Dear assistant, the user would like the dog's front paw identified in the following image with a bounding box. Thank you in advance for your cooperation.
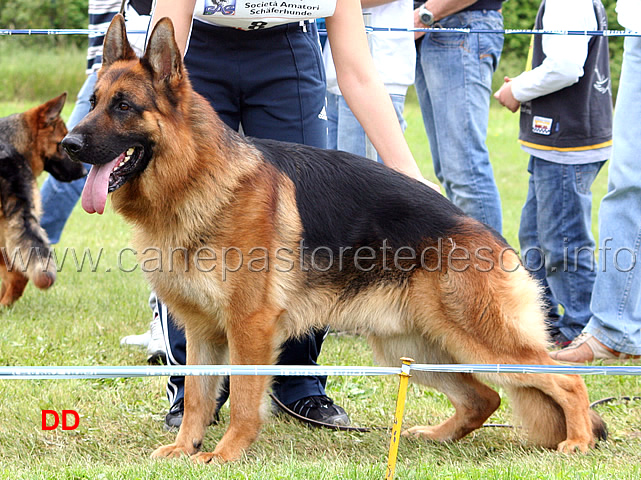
[151,443,195,459]
[557,438,594,454]
[192,451,223,464]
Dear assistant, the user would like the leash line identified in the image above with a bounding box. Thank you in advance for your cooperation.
[3,363,641,379]
[1,28,640,37]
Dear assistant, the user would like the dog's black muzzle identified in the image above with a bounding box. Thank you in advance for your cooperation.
[61,133,85,161]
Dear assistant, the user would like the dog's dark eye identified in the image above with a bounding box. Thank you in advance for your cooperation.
[118,102,131,111]
[89,96,96,111]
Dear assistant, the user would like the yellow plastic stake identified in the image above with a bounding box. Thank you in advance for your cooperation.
[385,357,413,480]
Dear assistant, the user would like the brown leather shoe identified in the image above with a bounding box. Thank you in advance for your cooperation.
[549,333,641,364]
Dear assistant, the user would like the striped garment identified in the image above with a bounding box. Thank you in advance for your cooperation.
[86,0,122,74]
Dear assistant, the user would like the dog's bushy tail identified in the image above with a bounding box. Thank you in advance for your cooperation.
[2,205,56,289]
[506,385,608,448]
[506,385,566,448]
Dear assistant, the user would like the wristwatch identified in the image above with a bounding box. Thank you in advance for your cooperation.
[418,4,435,26]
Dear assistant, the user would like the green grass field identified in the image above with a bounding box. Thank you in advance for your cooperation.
[1,46,640,479]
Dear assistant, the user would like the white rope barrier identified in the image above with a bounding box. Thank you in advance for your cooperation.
[410,363,641,376]
[2,363,641,380]
[0,365,400,379]
[0,28,640,37]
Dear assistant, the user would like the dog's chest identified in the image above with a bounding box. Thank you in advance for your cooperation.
[132,234,228,306]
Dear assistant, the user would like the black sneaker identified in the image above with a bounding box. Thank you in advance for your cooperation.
[163,398,220,431]
[285,395,350,426]
[549,330,572,350]
[164,398,184,431]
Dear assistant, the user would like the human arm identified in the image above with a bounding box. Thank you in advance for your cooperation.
[507,0,596,104]
[361,0,401,7]
[326,0,438,189]
[150,0,196,57]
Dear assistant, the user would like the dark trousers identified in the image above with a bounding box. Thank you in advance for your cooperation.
[161,19,329,408]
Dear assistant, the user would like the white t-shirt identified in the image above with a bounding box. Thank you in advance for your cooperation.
[193,0,336,30]
[322,0,416,96]
[510,0,597,104]
[617,0,641,31]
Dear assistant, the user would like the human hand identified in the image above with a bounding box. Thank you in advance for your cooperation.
[419,177,442,193]
[413,8,427,40]
[493,77,520,113]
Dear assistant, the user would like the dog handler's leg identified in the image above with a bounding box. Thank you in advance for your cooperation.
[151,331,227,459]
[193,306,282,463]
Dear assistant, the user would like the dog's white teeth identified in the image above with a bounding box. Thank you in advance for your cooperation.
[122,147,135,163]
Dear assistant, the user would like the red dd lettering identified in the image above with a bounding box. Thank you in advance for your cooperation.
[62,410,80,430]
[41,410,59,430]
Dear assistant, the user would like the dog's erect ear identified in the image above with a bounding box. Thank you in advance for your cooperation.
[143,18,183,83]
[102,14,137,67]
[32,92,66,126]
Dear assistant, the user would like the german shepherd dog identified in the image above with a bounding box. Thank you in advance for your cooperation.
[0,94,86,306]
[62,16,606,462]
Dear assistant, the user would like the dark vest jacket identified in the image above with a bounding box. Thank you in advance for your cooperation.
[519,0,612,151]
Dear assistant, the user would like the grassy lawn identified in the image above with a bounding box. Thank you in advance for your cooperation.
[1,47,640,479]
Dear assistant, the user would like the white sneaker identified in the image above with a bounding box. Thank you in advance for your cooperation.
[147,315,167,364]
[120,330,151,349]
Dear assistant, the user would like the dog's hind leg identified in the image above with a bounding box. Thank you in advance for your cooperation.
[0,258,29,306]
[403,371,501,442]
[502,359,605,453]
[151,331,228,460]
[369,335,500,443]
[194,305,282,463]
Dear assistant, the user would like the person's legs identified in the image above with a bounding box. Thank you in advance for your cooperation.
[160,21,347,426]
[414,46,444,183]
[522,157,604,342]
[414,10,503,233]
[518,157,561,337]
[584,36,641,355]
[240,22,327,148]
[326,91,339,151]
[331,92,406,163]
[40,72,96,243]
[238,22,347,414]
[158,21,243,426]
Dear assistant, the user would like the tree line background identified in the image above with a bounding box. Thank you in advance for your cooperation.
[0,0,625,97]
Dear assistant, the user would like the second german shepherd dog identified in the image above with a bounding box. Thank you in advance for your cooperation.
[62,16,606,462]
[0,94,86,306]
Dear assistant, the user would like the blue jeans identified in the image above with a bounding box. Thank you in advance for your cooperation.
[414,9,504,233]
[40,72,95,244]
[519,157,605,341]
[585,36,641,355]
[326,91,407,163]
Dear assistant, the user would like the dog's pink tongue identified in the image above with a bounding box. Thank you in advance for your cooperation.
[81,155,122,214]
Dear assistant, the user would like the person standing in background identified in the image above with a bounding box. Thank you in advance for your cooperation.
[40,0,151,245]
[550,0,641,363]
[413,0,505,233]
[324,0,416,163]
[494,0,613,348]
[145,0,436,431]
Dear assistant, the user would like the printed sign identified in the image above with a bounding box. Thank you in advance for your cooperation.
[196,0,336,30]
[532,116,553,136]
